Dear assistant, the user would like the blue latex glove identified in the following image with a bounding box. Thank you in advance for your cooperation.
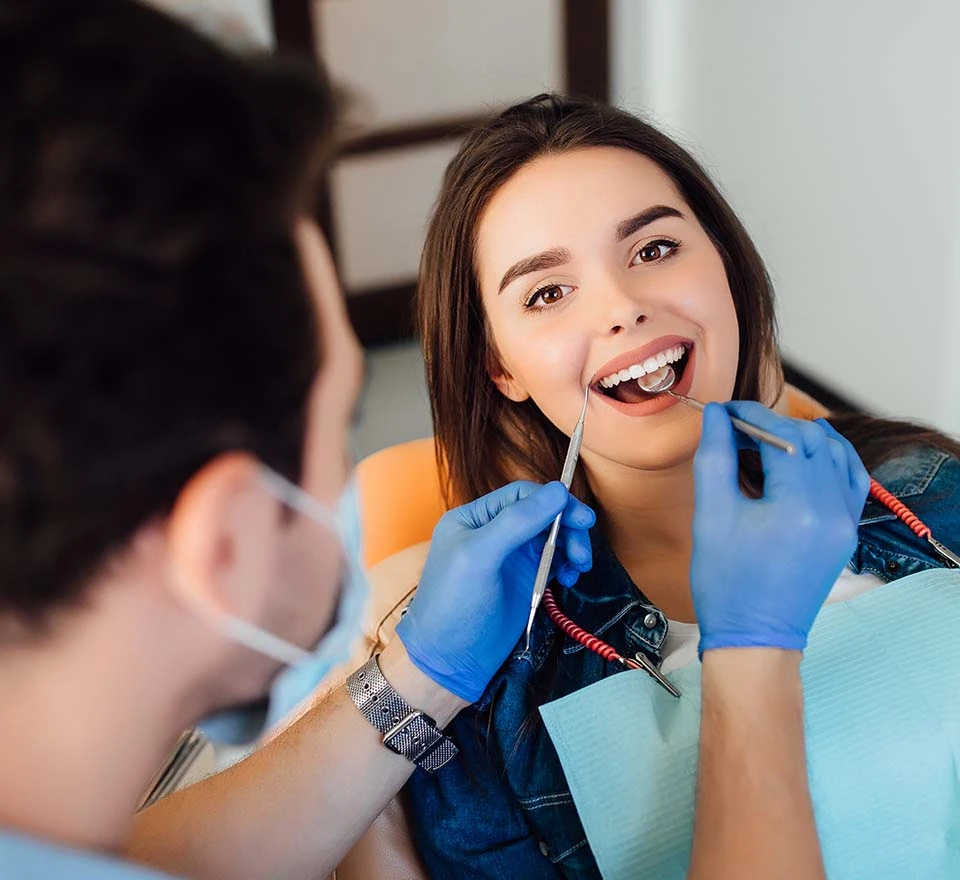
[396,481,596,702]
[692,401,870,653]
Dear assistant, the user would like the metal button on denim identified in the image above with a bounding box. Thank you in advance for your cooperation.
[538,840,550,858]
[643,612,659,629]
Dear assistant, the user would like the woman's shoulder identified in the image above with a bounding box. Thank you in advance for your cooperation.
[868,444,960,509]
[364,540,430,648]
[862,444,960,557]
[369,541,430,593]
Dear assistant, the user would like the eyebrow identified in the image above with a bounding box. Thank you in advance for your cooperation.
[498,247,571,294]
[497,204,686,295]
[616,204,685,241]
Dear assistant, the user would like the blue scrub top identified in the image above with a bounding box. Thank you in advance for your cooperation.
[0,829,183,878]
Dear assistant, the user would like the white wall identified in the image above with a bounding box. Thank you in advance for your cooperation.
[613,0,960,433]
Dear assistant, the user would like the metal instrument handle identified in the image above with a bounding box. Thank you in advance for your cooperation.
[667,392,796,455]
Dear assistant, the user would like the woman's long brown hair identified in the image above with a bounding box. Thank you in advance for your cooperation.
[418,94,960,506]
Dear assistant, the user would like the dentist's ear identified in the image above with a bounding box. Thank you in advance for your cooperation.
[166,452,282,630]
[487,351,531,403]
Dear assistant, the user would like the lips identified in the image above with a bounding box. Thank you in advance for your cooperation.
[590,335,694,387]
[589,336,697,417]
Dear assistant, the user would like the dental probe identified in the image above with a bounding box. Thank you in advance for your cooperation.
[524,384,590,653]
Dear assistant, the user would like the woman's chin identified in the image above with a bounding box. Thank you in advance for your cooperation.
[585,418,703,474]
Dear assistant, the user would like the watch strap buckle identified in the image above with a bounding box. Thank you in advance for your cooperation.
[346,656,459,773]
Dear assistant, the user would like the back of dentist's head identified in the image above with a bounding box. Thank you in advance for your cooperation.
[0,0,337,628]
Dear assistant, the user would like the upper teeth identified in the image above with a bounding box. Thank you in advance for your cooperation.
[598,344,687,389]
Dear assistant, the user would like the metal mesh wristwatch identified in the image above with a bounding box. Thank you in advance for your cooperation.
[346,656,458,773]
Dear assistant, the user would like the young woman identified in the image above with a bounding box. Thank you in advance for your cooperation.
[404,94,960,879]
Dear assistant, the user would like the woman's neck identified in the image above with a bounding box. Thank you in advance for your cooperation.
[587,457,697,622]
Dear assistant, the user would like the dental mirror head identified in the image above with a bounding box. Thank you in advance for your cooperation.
[636,364,677,395]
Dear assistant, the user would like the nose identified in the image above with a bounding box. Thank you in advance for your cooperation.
[593,275,648,336]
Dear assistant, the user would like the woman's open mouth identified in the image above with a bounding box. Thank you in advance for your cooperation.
[594,341,693,406]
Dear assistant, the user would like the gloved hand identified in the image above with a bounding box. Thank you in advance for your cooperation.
[396,481,595,702]
[692,401,870,653]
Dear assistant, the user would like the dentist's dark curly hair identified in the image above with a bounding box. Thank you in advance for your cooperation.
[0,0,337,624]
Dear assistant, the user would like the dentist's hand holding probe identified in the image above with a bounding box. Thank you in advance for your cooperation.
[691,401,870,653]
[397,481,596,703]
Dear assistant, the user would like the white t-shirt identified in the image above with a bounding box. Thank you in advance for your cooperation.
[659,569,886,674]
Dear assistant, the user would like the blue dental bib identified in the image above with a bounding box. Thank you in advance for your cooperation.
[540,569,960,880]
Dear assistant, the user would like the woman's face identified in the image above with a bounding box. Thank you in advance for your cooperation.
[477,146,740,472]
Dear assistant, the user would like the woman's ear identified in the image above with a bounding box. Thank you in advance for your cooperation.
[165,452,281,629]
[487,351,530,403]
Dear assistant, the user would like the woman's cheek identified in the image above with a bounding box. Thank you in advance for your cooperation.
[711,298,741,399]
[522,331,591,432]
[692,302,738,400]
[669,272,739,400]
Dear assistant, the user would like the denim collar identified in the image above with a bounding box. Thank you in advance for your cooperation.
[542,527,669,663]
[854,446,956,576]
[859,446,949,524]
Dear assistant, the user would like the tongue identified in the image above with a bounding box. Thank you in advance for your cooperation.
[612,377,656,404]
[610,365,674,404]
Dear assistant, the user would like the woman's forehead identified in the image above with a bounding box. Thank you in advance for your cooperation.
[476,147,687,278]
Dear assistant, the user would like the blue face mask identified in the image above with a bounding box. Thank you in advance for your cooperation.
[197,468,369,746]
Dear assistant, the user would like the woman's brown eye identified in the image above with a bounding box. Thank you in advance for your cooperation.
[541,286,563,303]
[638,244,665,262]
[527,283,573,308]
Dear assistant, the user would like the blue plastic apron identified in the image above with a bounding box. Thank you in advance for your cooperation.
[540,569,960,880]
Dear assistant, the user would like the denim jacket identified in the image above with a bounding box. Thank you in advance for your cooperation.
[405,446,960,879]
